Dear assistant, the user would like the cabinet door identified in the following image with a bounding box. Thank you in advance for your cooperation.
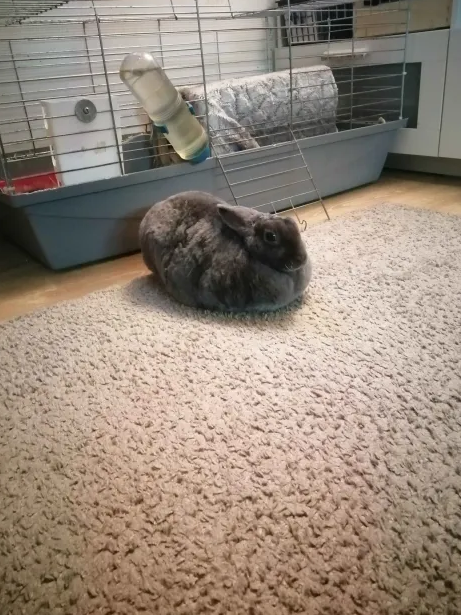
[439,29,461,159]
[390,30,449,157]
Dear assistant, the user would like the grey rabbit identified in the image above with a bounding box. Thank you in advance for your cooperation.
[139,191,312,312]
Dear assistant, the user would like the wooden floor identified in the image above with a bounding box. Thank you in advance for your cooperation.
[1,169,461,322]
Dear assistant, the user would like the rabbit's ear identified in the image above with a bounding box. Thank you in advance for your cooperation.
[217,204,256,236]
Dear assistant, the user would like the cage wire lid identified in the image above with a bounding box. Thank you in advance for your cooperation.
[275,0,361,8]
[233,0,362,20]
[0,0,70,25]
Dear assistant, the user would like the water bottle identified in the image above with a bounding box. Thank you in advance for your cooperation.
[120,52,210,164]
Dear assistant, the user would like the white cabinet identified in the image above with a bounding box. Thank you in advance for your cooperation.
[274,30,449,158]
[274,5,460,166]
[390,30,449,157]
[439,29,461,159]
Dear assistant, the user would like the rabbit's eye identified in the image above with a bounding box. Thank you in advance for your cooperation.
[264,230,278,245]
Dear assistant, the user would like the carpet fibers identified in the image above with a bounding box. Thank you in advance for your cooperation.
[1,205,461,615]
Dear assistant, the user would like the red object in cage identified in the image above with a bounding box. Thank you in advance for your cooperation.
[0,172,59,195]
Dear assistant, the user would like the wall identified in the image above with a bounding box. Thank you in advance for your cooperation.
[0,0,274,155]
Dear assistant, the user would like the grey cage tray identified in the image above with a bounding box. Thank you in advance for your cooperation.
[0,120,405,270]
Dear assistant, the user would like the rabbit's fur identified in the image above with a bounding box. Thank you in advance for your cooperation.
[139,191,312,312]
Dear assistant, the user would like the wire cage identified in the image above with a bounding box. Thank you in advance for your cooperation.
[0,0,409,268]
[278,0,355,45]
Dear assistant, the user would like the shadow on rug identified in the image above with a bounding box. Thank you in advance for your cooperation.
[0,204,460,615]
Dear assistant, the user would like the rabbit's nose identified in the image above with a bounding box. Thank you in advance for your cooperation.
[295,254,308,268]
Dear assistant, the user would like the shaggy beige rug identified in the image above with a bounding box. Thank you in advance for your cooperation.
[1,205,461,615]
